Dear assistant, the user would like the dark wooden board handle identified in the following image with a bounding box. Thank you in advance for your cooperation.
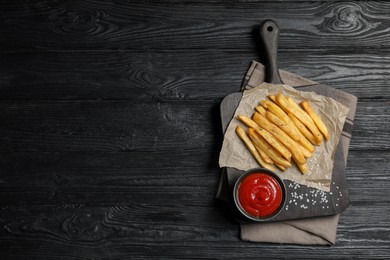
[259,20,284,84]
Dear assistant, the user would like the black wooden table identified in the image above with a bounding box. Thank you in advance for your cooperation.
[1,1,389,259]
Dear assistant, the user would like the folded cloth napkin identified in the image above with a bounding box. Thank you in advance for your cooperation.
[215,61,357,245]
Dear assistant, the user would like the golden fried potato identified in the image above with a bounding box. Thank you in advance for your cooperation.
[254,127,292,161]
[257,147,274,164]
[255,105,267,117]
[261,100,315,152]
[286,96,313,123]
[275,93,323,145]
[236,115,277,163]
[237,115,291,161]
[296,162,308,175]
[235,92,331,176]
[236,115,259,129]
[235,126,275,171]
[268,94,277,103]
[300,100,329,141]
[266,111,301,142]
[248,128,292,168]
[297,142,312,158]
[252,112,306,165]
[288,112,317,145]
[275,163,286,171]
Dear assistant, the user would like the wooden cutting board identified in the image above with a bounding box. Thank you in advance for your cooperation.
[216,20,356,223]
[220,84,350,223]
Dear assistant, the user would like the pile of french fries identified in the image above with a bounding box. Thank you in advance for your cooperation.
[235,93,329,174]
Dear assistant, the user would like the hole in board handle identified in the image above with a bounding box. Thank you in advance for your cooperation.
[267,26,273,32]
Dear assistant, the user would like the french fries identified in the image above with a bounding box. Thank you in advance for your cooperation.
[265,110,301,142]
[275,93,323,145]
[237,115,291,161]
[234,92,330,175]
[252,112,306,165]
[288,112,317,145]
[236,115,274,164]
[255,105,266,116]
[286,96,312,123]
[261,100,290,124]
[300,100,329,141]
[261,99,314,153]
[235,126,275,171]
[248,128,292,168]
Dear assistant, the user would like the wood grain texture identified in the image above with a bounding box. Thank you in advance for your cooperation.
[1,1,390,50]
[0,100,387,153]
[0,150,387,206]
[1,50,390,101]
[0,101,221,152]
[0,203,388,259]
[0,0,389,259]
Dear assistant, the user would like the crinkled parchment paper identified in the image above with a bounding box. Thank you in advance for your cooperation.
[219,83,349,191]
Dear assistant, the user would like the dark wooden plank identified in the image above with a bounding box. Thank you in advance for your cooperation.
[0,101,221,152]
[0,150,388,206]
[0,100,387,153]
[0,203,388,259]
[0,151,219,189]
[0,150,221,206]
[1,50,390,101]
[2,240,388,260]
[0,50,247,101]
[350,100,390,151]
[0,0,388,258]
[1,1,390,50]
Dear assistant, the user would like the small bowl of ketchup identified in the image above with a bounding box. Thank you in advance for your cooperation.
[233,168,287,221]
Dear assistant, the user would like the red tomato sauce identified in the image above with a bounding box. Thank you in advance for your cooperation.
[237,173,283,218]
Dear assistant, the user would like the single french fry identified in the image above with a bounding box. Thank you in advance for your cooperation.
[276,93,323,144]
[268,94,277,103]
[296,162,308,175]
[252,112,306,165]
[236,115,259,129]
[237,115,291,161]
[288,112,317,145]
[300,100,330,141]
[255,105,266,117]
[275,163,286,171]
[250,139,274,163]
[298,142,312,158]
[248,128,292,168]
[266,111,301,142]
[295,129,315,153]
[256,147,274,164]
[236,126,275,171]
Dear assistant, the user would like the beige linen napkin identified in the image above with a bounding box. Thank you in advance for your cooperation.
[216,61,357,245]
